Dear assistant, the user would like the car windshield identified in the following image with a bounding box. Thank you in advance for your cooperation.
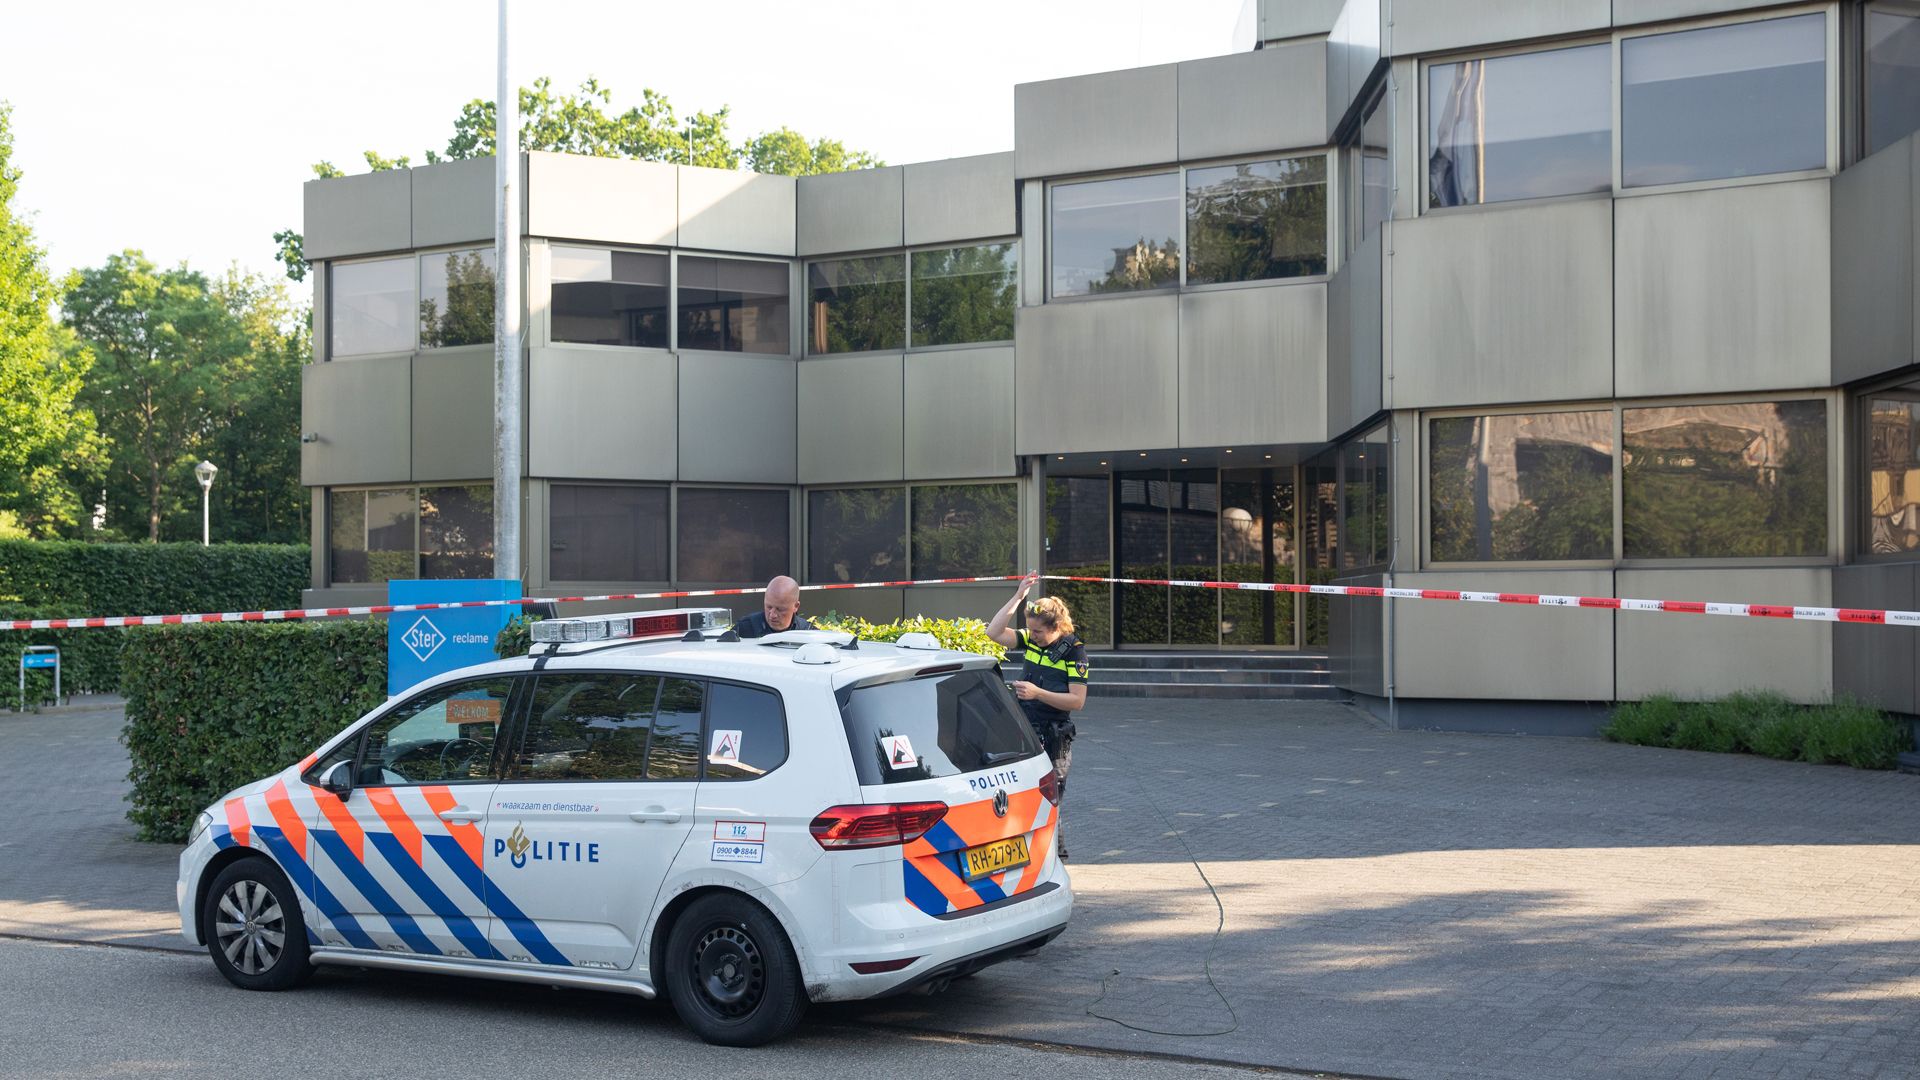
[837,668,1043,786]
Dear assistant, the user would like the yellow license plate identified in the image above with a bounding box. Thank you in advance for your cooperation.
[961,835,1031,881]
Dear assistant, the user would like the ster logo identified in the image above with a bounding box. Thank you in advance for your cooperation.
[993,789,1009,818]
[505,822,531,868]
[402,616,445,662]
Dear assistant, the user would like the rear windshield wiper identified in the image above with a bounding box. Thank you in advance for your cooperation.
[981,750,1029,766]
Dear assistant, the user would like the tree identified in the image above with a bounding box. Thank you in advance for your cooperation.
[0,102,104,537]
[200,270,309,544]
[743,128,882,176]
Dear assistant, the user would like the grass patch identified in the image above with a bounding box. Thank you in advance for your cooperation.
[1603,691,1912,770]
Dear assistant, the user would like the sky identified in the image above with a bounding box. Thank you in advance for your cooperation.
[2,0,1248,282]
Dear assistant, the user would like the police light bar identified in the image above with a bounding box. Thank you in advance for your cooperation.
[530,607,731,645]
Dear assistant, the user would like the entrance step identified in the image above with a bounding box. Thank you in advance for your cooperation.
[1082,653,1345,701]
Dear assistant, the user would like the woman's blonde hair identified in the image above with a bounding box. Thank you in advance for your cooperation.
[1027,595,1075,635]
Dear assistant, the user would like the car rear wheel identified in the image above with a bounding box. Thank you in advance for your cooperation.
[663,894,807,1046]
[203,856,314,991]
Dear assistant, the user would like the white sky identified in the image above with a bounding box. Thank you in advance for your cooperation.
[2,0,1247,281]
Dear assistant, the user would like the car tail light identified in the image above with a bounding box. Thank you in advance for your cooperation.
[1038,768,1060,805]
[809,802,948,850]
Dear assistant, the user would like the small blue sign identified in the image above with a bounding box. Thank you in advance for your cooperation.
[21,654,58,669]
[387,579,520,697]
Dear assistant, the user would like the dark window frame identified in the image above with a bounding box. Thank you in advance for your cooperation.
[323,674,525,790]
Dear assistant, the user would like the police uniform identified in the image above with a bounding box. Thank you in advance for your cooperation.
[1013,627,1089,794]
[731,611,815,638]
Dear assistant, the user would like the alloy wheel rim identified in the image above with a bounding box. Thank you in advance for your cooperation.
[692,924,765,1018]
[214,879,286,976]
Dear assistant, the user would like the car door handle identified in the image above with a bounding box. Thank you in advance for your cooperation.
[437,805,484,825]
[629,808,682,824]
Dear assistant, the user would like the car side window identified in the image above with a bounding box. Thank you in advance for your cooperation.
[704,682,788,781]
[515,674,662,782]
[646,678,705,780]
[359,677,514,786]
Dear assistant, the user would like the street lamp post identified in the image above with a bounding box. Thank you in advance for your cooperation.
[194,460,218,546]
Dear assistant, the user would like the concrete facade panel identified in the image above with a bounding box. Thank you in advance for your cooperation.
[677,354,797,483]
[1257,0,1345,42]
[1329,231,1383,433]
[904,584,1009,623]
[301,357,412,486]
[798,353,905,484]
[1325,0,1382,133]
[1831,139,1914,384]
[303,169,410,260]
[410,157,494,249]
[1177,45,1329,162]
[811,587,904,625]
[1178,283,1328,447]
[1014,294,1179,456]
[1615,568,1833,703]
[411,347,496,482]
[1019,181,1045,307]
[1391,198,1614,409]
[1332,573,1387,697]
[1386,0,1608,57]
[1390,570,1616,701]
[797,167,905,256]
[904,153,1016,247]
[528,346,677,480]
[1616,180,1832,398]
[677,167,796,256]
[905,346,1016,480]
[526,152,678,247]
[1014,64,1179,179]
[1612,0,1798,27]
[1832,563,1920,715]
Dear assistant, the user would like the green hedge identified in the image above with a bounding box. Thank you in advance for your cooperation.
[0,604,126,699]
[813,612,1005,658]
[122,620,387,842]
[1604,691,1914,770]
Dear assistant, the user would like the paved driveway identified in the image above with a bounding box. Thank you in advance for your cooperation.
[3,696,1916,1079]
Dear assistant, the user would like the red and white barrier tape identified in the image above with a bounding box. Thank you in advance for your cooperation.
[2,572,1916,631]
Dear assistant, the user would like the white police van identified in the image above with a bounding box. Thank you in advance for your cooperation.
[176,608,1071,1045]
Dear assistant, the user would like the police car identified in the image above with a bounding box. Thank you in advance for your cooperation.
[176,608,1071,1046]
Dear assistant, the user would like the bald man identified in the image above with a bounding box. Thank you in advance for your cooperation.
[730,576,816,638]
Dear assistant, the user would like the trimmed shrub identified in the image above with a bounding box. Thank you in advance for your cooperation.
[1603,691,1913,770]
[0,604,127,699]
[1602,695,1684,747]
[494,613,543,659]
[812,612,1006,658]
[122,620,387,843]
[1801,698,1911,769]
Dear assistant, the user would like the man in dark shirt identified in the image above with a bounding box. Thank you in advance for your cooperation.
[730,575,816,638]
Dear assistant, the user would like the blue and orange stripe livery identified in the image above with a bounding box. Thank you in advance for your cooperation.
[902,789,1055,917]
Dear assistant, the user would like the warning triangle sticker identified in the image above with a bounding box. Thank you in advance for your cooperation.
[886,735,916,770]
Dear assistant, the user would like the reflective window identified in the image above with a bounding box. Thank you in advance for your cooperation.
[807,488,904,584]
[1622,401,1828,558]
[419,248,496,349]
[1866,396,1920,555]
[1429,412,1614,563]
[704,682,788,781]
[837,669,1040,786]
[911,483,1018,578]
[550,485,668,582]
[550,246,668,348]
[1220,470,1296,647]
[517,675,661,782]
[910,243,1016,347]
[807,255,905,354]
[1050,173,1182,298]
[678,256,790,354]
[1342,424,1392,570]
[329,488,416,584]
[1301,454,1339,647]
[1185,156,1328,284]
[1428,44,1612,208]
[647,678,706,781]
[1045,476,1112,647]
[420,485,494,579]
[358,678,513,786]
[1354,91,1392,246]
[1622,13,1827,188]
[1869,8,1920,155]
[676,488,790,583]
[330,257,414,357]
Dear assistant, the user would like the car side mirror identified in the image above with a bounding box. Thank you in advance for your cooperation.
[318,760,354,799]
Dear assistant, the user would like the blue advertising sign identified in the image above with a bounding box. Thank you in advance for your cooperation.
[21,653,57,669]
[387,579,520,697]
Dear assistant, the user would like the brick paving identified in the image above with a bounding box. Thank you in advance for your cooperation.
[4,697,1918,1078]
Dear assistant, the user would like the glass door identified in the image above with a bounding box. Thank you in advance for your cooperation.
[1043,475,1113,647]
[1116,471,1171,647]
[1220,469,1297,647]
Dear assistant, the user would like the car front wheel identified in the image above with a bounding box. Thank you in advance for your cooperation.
[663,894,807,1046]
[202,856,314,991]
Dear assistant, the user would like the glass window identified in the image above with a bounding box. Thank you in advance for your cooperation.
[1220,470,1296,647]
[1866,396,1920,555]
[419,248,497,349]
[1044,476,1112,647]
[910,243,1016,347]
[676,488,789,583]
[1185,156,1328,284]
[704,682,788,780]
[911,483,1018,578]
[330,257,414,357]
[1428,44,1612,208]
[1622,401,1829,558]
[1429,412,1614,563]
[1050,173,1182,298]
[420,485,493,579]
[1355,91,1392,246]
[550,485,669,582]
[1342,423,1392,569]
[358,677,513,786]
[516,675,661,782]
[1622,13,1827,188]
[329,488,416,584]
[648,678,705,780]
[837,669,1042,786]
[1868,8,1920,155]
[806,255,905,354]
[1301,453,1339,647]
[807,488,904,584]
[677,256,790,354]
[550,246,669,348]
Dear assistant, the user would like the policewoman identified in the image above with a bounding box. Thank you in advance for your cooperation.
[987,572,1088,855]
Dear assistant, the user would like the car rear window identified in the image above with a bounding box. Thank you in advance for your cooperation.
[837,668,1043,786]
